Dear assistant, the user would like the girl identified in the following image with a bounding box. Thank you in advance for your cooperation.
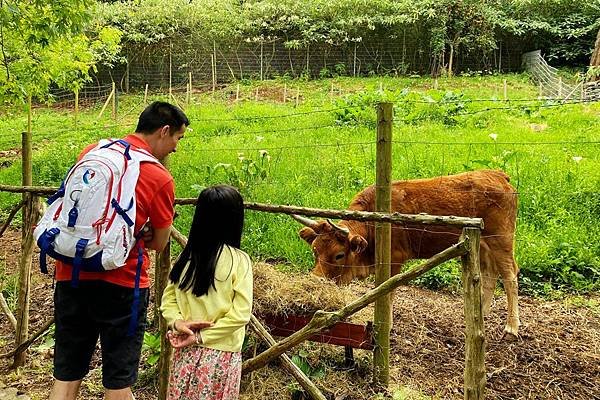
[160,185,253,400]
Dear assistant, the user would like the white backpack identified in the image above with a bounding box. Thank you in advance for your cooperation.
[34,139,159,285]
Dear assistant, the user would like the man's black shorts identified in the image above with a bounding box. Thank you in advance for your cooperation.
[53,280,149,389]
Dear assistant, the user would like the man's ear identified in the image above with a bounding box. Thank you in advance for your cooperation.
[160,125,170,137]
[299,227,317,244]
[349,234,368,254]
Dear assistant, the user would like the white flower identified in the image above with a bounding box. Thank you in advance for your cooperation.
[572,156,583,163]
[489,133,498,141]
[256,136,264,142]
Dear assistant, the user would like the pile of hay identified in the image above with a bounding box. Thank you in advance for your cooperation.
[252,262,362,318]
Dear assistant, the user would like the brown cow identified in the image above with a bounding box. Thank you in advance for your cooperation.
[294,169,520,337]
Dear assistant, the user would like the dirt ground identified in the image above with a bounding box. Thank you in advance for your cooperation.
[1,228,599,399]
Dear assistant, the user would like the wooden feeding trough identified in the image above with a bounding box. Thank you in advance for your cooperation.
[258,313,374,366]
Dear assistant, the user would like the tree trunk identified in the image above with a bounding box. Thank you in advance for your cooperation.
[590,28,600,81]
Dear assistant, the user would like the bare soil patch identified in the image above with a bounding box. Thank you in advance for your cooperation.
[1,228,599,399]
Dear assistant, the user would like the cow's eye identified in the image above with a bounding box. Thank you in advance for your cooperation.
[335,252,345,261]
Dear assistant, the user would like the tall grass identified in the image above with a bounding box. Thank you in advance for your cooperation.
[1,75,598,295]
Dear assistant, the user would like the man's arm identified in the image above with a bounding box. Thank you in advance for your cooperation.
[145,226,172,252]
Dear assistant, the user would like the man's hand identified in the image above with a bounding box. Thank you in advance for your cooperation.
[167,319,213,349]
[140,221,153,243]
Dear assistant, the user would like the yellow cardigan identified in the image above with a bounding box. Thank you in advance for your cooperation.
[160,245,253,352]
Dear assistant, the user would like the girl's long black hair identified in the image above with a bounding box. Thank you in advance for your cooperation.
[169,185,244,296]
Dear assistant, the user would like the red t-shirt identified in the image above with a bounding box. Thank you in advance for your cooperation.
[55,134,175,288]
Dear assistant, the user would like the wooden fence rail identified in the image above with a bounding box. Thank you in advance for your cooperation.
[0,185,484,229]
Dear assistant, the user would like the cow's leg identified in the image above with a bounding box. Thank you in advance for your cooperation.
[500,258,520,337]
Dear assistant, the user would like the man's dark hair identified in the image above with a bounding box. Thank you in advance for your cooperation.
[135,101,189,135]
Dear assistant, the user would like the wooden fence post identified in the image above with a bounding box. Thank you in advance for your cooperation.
[74,88,79,130]
[169,43,173,102]
[111,81,117,120]
[212,41,217,92]
[156,156,172,400]
[460,227,485,400]
[353,43,357,77]
[373,102,393,387]
[13,97,34,367]
[186,72,192,106]
[98,85,115,120]
[260,41,264,81]
[156,242,172,400]
[125,57,130,94]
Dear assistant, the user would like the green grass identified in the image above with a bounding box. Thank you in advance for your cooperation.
[1,74,599,296]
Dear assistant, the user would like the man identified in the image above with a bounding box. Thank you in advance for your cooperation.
[49,102,190,400]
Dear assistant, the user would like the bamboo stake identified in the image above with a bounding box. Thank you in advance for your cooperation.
[461,227,485,400]
[0,186,485,229]
[295,87,300,107]
[373,102,393,387]
[1,317,54,359]
[353,43,357,77]
[0,292,17,331]
[210,54,216,93]
[242,240,468,374]
[260,42,264,81]
[74,88,79,130]
[0,200,25,239]
[213,41,217,90]
[125,58,130,93]
[283,84,287,103]
[144,84,149,104]
[111,81,117,120]
[169,44,173,101]
[503,79,507,100]
[186,72,192,106]
[250,316,327,400]
[98,86,115,120]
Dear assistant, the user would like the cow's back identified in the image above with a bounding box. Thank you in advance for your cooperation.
[348,170,517,257]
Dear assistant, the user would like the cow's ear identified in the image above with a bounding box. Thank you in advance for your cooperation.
[349,234,368,254]
[299,227,317,244]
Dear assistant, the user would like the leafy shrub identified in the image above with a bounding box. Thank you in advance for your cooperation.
[142,331,161,366]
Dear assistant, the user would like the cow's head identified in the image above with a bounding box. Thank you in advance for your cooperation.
[292,215,369,284]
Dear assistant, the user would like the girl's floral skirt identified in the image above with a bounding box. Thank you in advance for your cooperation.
[167,346,242,400]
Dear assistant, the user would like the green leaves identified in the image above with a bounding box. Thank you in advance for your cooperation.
[0,0,111,103]
[142,331,162,366]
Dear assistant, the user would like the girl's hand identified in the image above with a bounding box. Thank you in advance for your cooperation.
[168,319,213,348]
[166,330,198,348]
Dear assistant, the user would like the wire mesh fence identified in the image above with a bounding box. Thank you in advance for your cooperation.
[522,50,587,100]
